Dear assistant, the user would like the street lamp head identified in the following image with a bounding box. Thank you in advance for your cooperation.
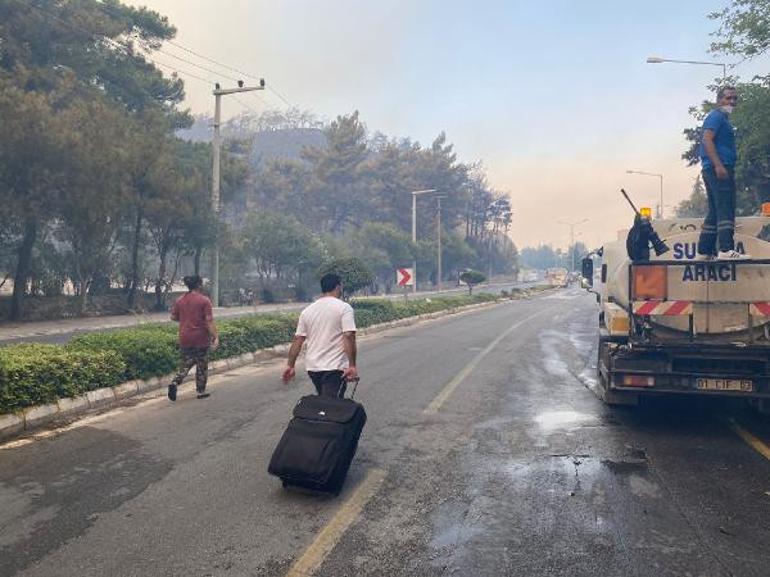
[646,56,665,63]
[411,188,436,196]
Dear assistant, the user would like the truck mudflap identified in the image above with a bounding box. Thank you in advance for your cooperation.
[599,340,770,398]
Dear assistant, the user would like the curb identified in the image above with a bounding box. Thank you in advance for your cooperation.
[0,292,544,441]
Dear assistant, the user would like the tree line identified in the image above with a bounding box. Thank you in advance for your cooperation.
[519,243,588,272]
[0,0,517,320]
[228,111,516,300]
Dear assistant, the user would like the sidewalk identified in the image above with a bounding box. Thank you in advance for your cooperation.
[0,284,499,345]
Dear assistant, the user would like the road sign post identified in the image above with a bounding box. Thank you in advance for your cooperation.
[397,268,414,287]
[397,268,413,301]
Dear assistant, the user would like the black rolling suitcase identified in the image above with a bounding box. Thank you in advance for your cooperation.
[268,380,366,494]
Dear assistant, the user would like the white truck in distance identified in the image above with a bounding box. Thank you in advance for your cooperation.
[584,212,770,409]
[546,267,569,288]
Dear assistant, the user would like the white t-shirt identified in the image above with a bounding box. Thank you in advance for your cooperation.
[296,296,357,371]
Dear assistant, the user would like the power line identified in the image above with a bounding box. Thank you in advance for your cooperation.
[16,0,294,110]
[150,58,214,86]
[232,94,262,116]
[153,49,241,83]
[248,89,271,108]
[161,40,296,108]
[87,0,293,106]
[268,86,292,107]
[165,39,262,83]
[16,0,226,84]
[159,42,292,109]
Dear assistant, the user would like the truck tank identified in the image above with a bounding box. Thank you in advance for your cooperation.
[601,216,770,339]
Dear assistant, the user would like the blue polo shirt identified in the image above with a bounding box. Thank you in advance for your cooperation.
[699,108,736,169]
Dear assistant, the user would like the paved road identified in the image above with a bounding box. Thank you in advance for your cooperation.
[0,282,528,347]
[1,289,769,577]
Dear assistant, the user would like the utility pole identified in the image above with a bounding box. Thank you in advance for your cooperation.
[410,189,435,294]
[558,218,588,272]
[436,196,447,292]
[210,80,265,307]
[488,228,493,282]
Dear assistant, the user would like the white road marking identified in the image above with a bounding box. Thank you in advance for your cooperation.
[284,468,387,577]
[424,309,549,414]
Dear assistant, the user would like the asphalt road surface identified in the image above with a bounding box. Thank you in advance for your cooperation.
[1,288,769,577]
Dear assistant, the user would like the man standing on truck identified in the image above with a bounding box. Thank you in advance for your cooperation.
[697,85,749,261]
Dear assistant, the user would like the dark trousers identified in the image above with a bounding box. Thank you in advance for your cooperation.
[308,370,347,398]
[697,166,736,254]
[172,347,210,393]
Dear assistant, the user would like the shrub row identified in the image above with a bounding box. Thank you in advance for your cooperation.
[67,315,299,382]
[0,344,125,412]
[0,294,497,415]
[68,325,179,381]
[352,294,497,327]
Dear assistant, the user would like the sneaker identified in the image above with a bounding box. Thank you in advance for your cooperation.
[697,253,716,261]
[167,383,177,402]
[196,392,210,400]
[717,250,750,260]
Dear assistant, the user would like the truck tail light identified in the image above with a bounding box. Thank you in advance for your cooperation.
[622,375,655,387]
[632,265,667,300]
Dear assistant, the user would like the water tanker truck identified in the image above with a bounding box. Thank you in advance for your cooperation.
[583,199,770,410]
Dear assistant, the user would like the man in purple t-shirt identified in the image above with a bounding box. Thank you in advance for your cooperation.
[168,275,219,402]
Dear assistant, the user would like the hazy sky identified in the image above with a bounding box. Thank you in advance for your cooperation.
[128,0,769,250]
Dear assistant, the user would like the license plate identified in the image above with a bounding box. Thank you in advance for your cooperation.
[696,378,754,392]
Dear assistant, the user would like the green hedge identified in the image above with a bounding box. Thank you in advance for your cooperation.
[0,294,499,415]
[352,294,497,327]
[0,344,125,412]
[67,315,299,382]
[210,315,297,361]
[68,325,179,381]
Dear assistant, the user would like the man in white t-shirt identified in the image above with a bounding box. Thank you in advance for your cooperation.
[282,273,358,397]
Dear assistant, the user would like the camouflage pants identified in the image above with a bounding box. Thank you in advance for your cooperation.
[171,347,210,393]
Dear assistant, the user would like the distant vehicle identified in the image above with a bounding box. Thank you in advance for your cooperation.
[517,269,539,283]
[583,204,770,411]
[545,267,568,288]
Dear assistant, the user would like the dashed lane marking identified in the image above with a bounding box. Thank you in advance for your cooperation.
[284,468,387,577]
[730,419,770,462]
[423,309,548,415]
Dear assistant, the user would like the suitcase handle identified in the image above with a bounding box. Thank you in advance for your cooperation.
[342,377,360,400]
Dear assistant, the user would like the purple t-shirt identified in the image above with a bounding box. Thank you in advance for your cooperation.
[172,292,213,348]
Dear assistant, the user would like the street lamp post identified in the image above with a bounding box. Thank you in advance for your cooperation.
[626,170,664,218]
[211,80,266,307]
[558,218,588,272]
[646,56,727,80]
[435,195,447,292]
[411,189,436,294]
